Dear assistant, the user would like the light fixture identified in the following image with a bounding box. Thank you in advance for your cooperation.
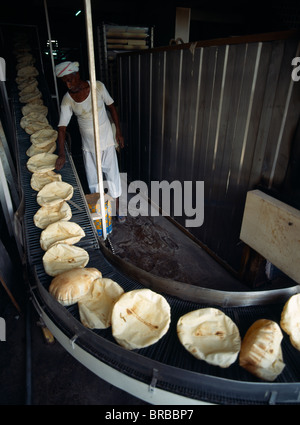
[75,10,81,16]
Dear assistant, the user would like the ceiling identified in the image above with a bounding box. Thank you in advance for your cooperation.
[1,0,299,49]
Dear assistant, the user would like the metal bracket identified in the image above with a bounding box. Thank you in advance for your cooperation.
[69,334,78,349]
[149,368,159,393]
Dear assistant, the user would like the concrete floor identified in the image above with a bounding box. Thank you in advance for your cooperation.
[0,286,148,405]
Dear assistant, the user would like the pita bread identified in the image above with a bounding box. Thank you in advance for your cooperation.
[26,141,56,157]
[40,220,85,251]
[111,288,171,350]
[33,201,72,229]
[15,74,34,85]
[30,170,62,191]
[22,103,48,117]
[78,278,124,329]
[17,65,39,78]
[16,53,35,67]
[18,77,37,92]
[239,319,285,381]
[18,77,38,91]
[30,129,58,147]
[27,153,58,173]
[19,88,42,105]
[177,308,241,368]
[20,112,47,129]
[49,267,102,306]
[24,97,44,106]
[20,114,50,134]
[37,181,73,207]
[43,243,89,277]
[280,294,300,351]
[19,80,39,95]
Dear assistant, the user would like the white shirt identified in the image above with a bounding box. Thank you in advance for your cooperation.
[58,81,115,152]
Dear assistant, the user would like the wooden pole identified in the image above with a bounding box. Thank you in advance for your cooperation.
[84,0,107,240]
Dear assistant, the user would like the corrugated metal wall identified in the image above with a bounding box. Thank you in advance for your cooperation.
[117,32,300,273]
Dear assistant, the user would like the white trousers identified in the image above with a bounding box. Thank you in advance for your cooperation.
[82,145,122,198]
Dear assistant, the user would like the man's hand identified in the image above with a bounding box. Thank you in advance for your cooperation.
[55,153,66,170]
[116,129,124,149]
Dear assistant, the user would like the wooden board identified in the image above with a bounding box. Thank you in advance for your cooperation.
[240,190,300,283]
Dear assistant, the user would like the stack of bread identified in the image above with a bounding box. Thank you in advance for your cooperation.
[14,35,88,278]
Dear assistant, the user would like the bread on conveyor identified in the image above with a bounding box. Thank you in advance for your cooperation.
[22,102,48,117]
[36,181,73,207]
[78,278,124,329]
[239,319,285,381]
[49,267,102,306]
[177,308,241,368]
[111,288,171,350]
[43,243,89,277]
[30,170,62,191]
[20,112,47,129]
[18,77,38,92]
[280,294,300,351]
[18,79,38,95]
[27,153,58,173]
[30,128,58,147]
[40,220,85,251]
[16,64,39,78]
[33,201,72,229]
[16,53,35,69]
[26,141,56,157]
[19,88,43,105]
[18,78,38,93]
[20,112,51,134]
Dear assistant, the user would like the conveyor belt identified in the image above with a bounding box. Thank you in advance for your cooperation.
[11,63,300,406]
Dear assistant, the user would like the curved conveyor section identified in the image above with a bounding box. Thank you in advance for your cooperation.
[11,59,300,406]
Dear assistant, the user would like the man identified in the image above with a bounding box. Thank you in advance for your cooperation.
[55,61,125,221]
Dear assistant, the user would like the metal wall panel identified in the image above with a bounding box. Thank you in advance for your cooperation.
[118,34,300,273]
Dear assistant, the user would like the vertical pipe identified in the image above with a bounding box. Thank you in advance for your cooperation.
[43,0,60,114]
[84,0,107,240]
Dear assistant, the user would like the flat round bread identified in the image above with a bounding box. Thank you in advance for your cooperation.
[33,201,72,229]
[239,319,285,381]
[17,65,39,78]
[26,141,56,157]
[111,288,171,350]
[22,118,51,134]
[20,112,48,130]
[43,243,89,277]
[24,97,44,106]
[16,53,35,65]
[37,181,73,207]
[78,278,124,329]
[30,128,58,147]
[27,153,58,173]
[280,294,300,351]
[22,103,48,116]
[19,80,39,95]
[177,308,241,368]
[19,89,42,105]
[49,267,102,306]
[18,77,38,92]
[40,220,85,251]
[30,170,62,191]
